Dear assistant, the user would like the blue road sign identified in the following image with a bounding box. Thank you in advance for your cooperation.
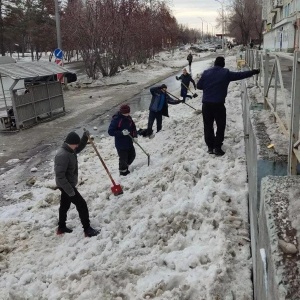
[54,48,63,59]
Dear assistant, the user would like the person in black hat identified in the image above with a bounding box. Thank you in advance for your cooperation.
[108,104,137,176]
[145,84,182,137]
[197,56,260,156]
[54,131,100,237]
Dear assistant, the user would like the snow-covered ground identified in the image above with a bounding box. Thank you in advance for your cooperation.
[0,50,253,299]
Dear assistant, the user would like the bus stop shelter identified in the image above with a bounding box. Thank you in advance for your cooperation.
[0,60,71,131]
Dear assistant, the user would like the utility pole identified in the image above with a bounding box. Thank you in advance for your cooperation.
[198,17,204,42]
[54,0,62,49]
[215,0,225,51]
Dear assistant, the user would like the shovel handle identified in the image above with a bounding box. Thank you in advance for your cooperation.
[166,91,197,111]
[183,102,197,110]
[181,81,193,93]
[129,134,150,156]
[83,129,117,185]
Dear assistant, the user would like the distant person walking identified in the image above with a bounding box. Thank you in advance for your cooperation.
[55,131,100,237]
[197,56,260,156]
[108,104,137,176]
[187,52,193,70]
[176,68,196,103]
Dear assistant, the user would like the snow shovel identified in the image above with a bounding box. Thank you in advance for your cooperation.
[166,91,201,113]
[84,129,123,196]
[129,134,150,166]
[181,82,198,98]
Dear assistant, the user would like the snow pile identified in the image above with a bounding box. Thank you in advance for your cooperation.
[0,56,253,299]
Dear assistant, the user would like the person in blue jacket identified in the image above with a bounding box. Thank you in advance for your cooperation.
[197,56,260,156]
[176,68,196,102]
[146,84,182,136]
[108,104,137,176]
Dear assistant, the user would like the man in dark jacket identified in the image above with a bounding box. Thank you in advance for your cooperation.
[187,53,193,68]
[55,131,100,237]
[146,84,182,136]
[176,68,196,102]
[108,104,137,176]
[197,56,260,156]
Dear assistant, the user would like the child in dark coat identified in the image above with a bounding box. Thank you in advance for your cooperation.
[108,104,137,176]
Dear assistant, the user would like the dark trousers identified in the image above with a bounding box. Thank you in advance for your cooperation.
[180,87,192,102]
[117,147,136,171]
[58,187,90,230]
[202,102,226,149]
[147,110,163,133]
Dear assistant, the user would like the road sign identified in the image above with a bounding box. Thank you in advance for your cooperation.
[54,48,63,59]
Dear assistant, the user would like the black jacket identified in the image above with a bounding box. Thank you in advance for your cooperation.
[187,54,193,62]
[176,73,196,89]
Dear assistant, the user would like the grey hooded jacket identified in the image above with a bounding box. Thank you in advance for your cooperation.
[54,134,88,196]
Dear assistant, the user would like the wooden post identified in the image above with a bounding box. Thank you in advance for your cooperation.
[264,50,269,109]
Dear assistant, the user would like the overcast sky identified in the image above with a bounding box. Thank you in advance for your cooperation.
[169,0,224,34]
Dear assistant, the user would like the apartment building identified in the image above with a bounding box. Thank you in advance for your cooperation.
[263,0,300,52]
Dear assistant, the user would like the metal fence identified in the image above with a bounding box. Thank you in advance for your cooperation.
[245,49,300,175]
[241,80,260,299]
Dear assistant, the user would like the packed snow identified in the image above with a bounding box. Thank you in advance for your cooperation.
[0,50,254,299]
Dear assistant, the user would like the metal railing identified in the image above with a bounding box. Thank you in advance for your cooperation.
[245,49,300,175]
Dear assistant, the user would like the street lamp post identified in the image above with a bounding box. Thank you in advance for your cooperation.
[215,0,225,50]
[198,17,204,42]
[54,0,62,49]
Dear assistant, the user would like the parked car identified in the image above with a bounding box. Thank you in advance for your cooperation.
[189,46,203,53]
[216,44,222,49]
[208,45,216,52]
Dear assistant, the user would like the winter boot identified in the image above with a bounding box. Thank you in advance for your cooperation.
[84,227,100,237]
[120,169,130,176]
[207,147,214,154]
[57,226,73,235]
[214,147,225,156]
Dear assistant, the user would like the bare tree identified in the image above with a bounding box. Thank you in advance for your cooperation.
[227,0,262,45]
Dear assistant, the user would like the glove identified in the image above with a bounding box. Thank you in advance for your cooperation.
[133,138,138,143]
[253,69,260,75]
[83,129,90,137]
[122,129,129,136]
[176,76,179,80]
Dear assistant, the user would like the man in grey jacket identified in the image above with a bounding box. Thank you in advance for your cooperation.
[54,131,99,237]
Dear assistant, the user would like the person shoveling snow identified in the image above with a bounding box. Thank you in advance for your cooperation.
[54,131,100,237]
[176,68,197,102]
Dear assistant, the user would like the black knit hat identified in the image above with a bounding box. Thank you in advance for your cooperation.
[214,56,225,67]
[120,104,130,114]
[65,132,80,145]
[160,84,167,89]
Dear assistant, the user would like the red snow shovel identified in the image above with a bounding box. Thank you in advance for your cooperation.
[129,134,150,166]
[84,129,123,196]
